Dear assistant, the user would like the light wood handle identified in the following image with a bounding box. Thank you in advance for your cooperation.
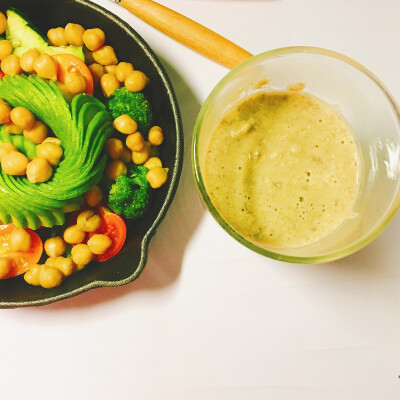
[119,0,253,69]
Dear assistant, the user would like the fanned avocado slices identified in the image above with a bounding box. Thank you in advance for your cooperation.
[0,75,113,229]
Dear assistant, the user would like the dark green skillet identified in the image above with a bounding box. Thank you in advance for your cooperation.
[0,0,183,308]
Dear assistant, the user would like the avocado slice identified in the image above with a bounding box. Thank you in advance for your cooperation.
[0,75,113,229]
[0,129,37,159]
[6,8,85,61]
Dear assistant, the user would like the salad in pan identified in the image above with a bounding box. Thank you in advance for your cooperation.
[0,8,168,289]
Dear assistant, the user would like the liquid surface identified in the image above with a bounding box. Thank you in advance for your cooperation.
[204,90,360,248]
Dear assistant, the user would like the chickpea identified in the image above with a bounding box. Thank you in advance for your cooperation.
[76,263,87,271]
[54,256,76,277]
[4,122,23,134]
[44,236,66,259]
[34,54,57,80]
[1,54,22,76]
[24,264,41,286]
[115,62,134,83]
[148,126,164,146]
[0,142,16,161]
[64,225,85,245]
[146,166,168,189]
[23,121,48,144]
[0,102,11,124]
[55,81,74,103]
[1,151,28,175]
[82,28,106,51]
[20,48,41,74]
[71,243,93,266]
[77,210,102,232]
[87,234,112,255]
[120,147,132,164]
[47,27,68,47]
[144,157,162,170]
[45,257,57,267]
[65,71,87,94]
[113,114,137,135]
[0,40,13,61]
[9,227,31,252]
[26,157,53,183]
[10,107,35,130]
[106,160,127,180]
[0,257,11,278]
[105,138,123,160]
[125,70,148,92]
[126,131,144,152]
[0,12,7,35]
[65,23,85,47]
[131,141,151,165]
[88,63,105,85]
[100,73,120,97]
[36,142,63,166]
[39,265,63,289]
[84,185,102,207]
[43,137,61,146]
[93,45,118,65]
[104,65,117,75]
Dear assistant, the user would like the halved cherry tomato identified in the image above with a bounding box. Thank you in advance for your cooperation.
[0,224,43,279]
[53,53,94,95]
[87,206,126,262]
[0,71,5,79]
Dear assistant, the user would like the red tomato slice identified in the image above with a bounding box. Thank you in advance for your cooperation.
[88,206,127,262]
[53,53,94,95]
[0,71,5,79]
[0,224,43,279]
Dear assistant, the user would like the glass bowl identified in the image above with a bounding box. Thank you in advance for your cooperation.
[192,46,400,263]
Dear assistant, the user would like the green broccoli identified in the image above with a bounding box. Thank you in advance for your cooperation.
[108,165,152,219]
[108,87,154,134]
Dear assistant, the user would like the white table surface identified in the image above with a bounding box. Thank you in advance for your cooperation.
[2,0,400,399]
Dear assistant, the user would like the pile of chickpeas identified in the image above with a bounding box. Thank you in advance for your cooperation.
[105,115,168,189]
[0,36,88,96]
[0,102,63,182]
[0,185,105,285]
[24,190,113,289]
[0,45,88,96]
[0,10,150,97]
[47,22,150,97]
[0,191,109,286]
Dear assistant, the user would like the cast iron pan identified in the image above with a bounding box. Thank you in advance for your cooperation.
[0,0,183,308]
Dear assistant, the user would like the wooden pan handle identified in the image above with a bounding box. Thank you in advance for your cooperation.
[118,0,253,69]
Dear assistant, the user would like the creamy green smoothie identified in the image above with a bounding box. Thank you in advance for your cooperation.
[204,90,360,248]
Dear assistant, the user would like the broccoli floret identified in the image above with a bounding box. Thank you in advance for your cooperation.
[108,165,152,219]
[108,87,154,134]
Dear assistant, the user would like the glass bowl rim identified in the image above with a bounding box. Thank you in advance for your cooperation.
[192,46,400,264]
